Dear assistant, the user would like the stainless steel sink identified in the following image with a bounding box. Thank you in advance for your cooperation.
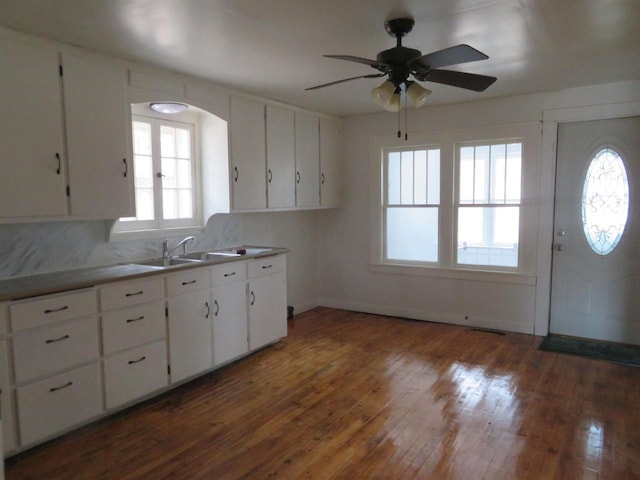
[133,257,203,267]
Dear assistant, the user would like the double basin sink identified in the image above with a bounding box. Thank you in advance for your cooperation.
[131,246,274,269]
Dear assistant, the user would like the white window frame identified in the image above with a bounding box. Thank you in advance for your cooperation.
[369,123,540,284]
[111,109,203,240]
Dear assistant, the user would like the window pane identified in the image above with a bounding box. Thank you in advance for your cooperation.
[388,152,401,205]
[400,151,414,204]
[163,189,178,219]
[160,126,176,157]
[177,159,192,189]
[133,121,152,155]
[176,128,191,158]
[161,157,177,189]
[178,190,193,218]
[490,144,506,203]
[460,147,474,203]
[386,207,438,262]
[135,188,154,221]
[457,206,519,267]
[474,145,489,203]
[134,154,153,189]
[506,143,522,203]
[414,150,427,204]
[427,150,440,205]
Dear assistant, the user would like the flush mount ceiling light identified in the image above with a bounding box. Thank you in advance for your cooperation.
[307,17,496,139]
[150,102,188,114]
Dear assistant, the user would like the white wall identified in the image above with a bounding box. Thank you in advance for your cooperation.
[319,80,640,335]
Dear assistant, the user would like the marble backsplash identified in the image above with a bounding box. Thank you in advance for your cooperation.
[0,214,242,280]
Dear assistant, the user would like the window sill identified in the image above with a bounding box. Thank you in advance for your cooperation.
[369,262,537,285]
[109,224,205,242]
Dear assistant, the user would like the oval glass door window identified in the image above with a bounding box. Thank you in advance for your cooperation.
[581,147,629,255]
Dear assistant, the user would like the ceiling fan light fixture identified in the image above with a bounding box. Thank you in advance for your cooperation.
[381,92,402,112]
[150,102,188,114]
[370,80,396,107]
[406,82,432,108]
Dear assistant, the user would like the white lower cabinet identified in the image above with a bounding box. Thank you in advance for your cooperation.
[0,339,17,455]
[248,255,288,350]
[167,289,212,383]
[16,362,102,446]
[103,340,167,409]
[211,282,248,366]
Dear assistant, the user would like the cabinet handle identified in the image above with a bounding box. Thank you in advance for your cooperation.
[44,305,69,314]
[126,316,145,323]
[234,166,239,182]
[55,152,61,175]
[45,334,70,344]
[128,356,147,365]
[321,172,325,185]
[214,300,219,316]
[205,301,210,319]
[296,171,301,184]
[181,280,197,286]
[125,290,144,297]
[268,169,273,183]
[250,291,255,306]
[223,272,236,277]
[261,264,273,270]
[123,158,128,178]
[49,381,73,393]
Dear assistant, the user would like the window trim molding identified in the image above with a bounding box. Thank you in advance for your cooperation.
[370,122,541,278]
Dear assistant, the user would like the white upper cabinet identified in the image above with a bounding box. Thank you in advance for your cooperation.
[294,112,320,207]
[319,118,341,208]
[229,96,267,211]
[266,105,295,208]
[0,38,67,218]
[62,53,134,218]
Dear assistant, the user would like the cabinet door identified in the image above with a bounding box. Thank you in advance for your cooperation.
[266,105,295,208]
[0,38,67,217]
[229,97,266,210]
[248,272,287,350]
[320,118,341,207]
[211,282,248,366]
[62,53,134,218]
[0,340,17,454]
[167,290,212,383]
[294,113,320,207]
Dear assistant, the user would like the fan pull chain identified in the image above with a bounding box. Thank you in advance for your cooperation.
[404,93,408,141]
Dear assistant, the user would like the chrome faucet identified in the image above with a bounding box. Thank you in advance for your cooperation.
[162,236,195,260]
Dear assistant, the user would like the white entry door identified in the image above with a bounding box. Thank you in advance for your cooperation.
[550,116,640,344]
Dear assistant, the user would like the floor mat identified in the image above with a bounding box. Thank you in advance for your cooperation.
[539,334,640,367]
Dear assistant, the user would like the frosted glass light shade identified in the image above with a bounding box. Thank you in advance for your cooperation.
[150,102,188,114]
[382,93,401,112]
[406,83,432,108]
[370,80,396,107]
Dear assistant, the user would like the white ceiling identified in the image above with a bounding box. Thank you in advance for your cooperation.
[1,0,639,117]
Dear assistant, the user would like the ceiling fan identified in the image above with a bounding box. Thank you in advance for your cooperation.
[306,17,497,112]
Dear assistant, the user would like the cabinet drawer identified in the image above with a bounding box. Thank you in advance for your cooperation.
[103,340,168,409]
[248,254,286,278]
[16,362,103,446]
[210,261,247,287]
[13,317,99,383]
[166,268,209,296]
[100,277,164,311]
[10,290,96,332]
[101,300,166,355]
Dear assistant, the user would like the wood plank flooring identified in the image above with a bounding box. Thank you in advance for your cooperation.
[5,307,640,479]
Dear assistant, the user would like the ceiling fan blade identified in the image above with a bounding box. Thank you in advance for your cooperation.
[305,73,385,91]
[409,44,489,70]
[323,55,388,70]
[424,69,497,92]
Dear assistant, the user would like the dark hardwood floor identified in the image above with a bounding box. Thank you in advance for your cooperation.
[5,307,640,479]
